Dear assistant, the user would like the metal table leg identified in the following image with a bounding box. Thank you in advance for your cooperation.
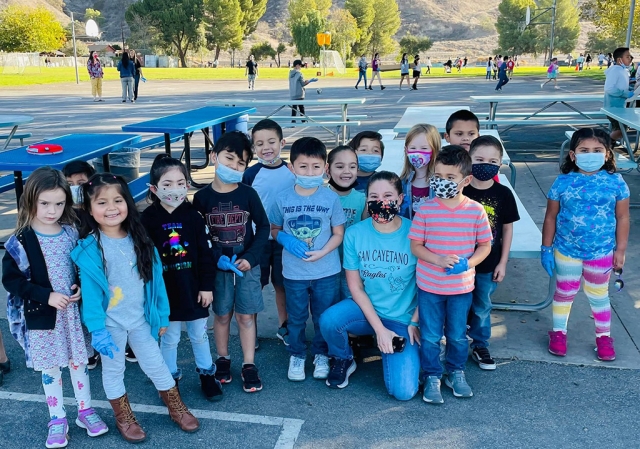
[183,133,207,189]
[2,125,18,150]
[13,170,23,208]
[492,274,555,311]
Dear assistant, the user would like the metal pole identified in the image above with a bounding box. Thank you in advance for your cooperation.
[549,0,557,61]
[626,0,636,47]
[71,12,79,84]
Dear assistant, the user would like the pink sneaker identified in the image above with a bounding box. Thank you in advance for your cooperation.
[548,331,567,356]
[596,336,616,361]
[46,418,68,449]
[76,407,108,437]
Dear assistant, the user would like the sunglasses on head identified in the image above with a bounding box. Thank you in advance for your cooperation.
[605,267,624,292]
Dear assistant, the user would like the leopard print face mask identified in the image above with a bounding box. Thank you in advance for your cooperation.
[430,176,463,199]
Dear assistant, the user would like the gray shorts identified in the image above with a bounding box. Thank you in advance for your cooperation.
[212,265,264,316]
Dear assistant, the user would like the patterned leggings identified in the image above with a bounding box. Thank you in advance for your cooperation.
[552,250,612,337]
[41,363,92,420]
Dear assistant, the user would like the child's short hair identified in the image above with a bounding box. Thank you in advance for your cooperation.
[251,119,283,141]
[469,135,504,159]
[327,145,357,166]
[147,154,189,204]
[445,110,480,134]
[213,131,253,163]
[62,160,96,179]
[348,131,385,158]
[436,145,472,177]
[613,47,629,61]
[561,128,616,174]
[290,137,327,163]
[366,170,403,196]
[400,124,440,180]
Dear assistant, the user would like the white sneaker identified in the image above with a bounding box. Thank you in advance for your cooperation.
[313,354,330,379]
[288,356,306,381]
[540,83,544,89]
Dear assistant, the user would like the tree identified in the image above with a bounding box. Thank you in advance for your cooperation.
[368,0,401,56]
[583,0,640,47]
[496,0,542,55]
[0,5,66,52]
[585,31,618,54]
[345,0,375,56]
[238,0,268,37]
[275,43,287,67]
[290,9,327,59]
[398,35,433,59]
[84,8,103,25]
[536,0,580,56]
[204,0,243,60]
[250,41,276,61]
[126,0,205,68]
[327,9,358,60]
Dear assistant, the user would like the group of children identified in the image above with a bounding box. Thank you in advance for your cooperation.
[2,105,629,445]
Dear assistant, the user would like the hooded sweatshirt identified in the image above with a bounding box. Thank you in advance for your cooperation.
[604,64,630,108]
[289,69,305,100]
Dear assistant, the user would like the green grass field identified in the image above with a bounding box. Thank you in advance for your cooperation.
[0,65,606,87]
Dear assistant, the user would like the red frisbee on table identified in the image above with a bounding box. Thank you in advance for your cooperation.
[27,143,63,155]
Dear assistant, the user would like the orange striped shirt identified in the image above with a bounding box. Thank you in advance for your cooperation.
[409,196,492,294]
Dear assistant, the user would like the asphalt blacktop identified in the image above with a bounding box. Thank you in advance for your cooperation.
[0,75,639,448]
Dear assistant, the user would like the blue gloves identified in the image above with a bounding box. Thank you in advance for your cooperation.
[91,329,119,359]
[277,232,309,259]
[217,254,243,277]
[628,90,635,98]
[309,78,318,83]
[445,257,469,275]
[141,76,147,83]
[541,245,555,277]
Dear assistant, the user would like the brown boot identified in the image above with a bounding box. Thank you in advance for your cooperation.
[159,385,199,432]
[108,394,146,443]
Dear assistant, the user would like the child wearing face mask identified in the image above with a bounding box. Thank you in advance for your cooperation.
[141,154,222,402]
[193,132,270,394]
[349,131,385,192]
[542,128,629,361]
[409,146,492,404]
[604,47,635,142]
[399,124,440,219]
[464,136,520,371]
[63,161,96,207]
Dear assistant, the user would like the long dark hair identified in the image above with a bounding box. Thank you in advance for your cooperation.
[561,128,616,174]
[366,170,403,196]
[121,51,130,66]
[81,173,155,283]
[147,154,189,204]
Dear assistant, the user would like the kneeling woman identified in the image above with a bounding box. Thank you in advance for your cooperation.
[320,171,420,400]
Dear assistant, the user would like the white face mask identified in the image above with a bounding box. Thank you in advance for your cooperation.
[155,186,188,208]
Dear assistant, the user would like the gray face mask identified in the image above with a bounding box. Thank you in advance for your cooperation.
[70,185,83,205]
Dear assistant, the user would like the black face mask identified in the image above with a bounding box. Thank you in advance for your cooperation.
[328,176,357,192]
[367,200,400,224]
[472,163,500,181]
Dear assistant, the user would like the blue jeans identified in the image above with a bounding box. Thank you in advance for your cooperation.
[284,274,338,358]
[320,299,419,400]
[418,289,472,377]
[485,71,491,79]
[495,76,509,90]
[160,318,214,377]
[469,272,497,348]
[355,70,368,88]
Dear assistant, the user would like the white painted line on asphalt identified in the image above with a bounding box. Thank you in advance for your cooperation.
[0,391,304,449]
[397,96,405,104]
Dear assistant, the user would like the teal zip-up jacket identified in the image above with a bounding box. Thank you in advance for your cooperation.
[71,233,170,339]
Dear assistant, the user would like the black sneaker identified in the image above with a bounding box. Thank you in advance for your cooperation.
[0,358,10,374]
[199,372,223,402]
[87,354,100,370]
[124,347,137,363]
[215,357,232,383]
[471,347,496,370]
[326,358,356,389]
[241,364,263,393]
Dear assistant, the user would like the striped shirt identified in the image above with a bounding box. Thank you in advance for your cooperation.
[409,196,492,295]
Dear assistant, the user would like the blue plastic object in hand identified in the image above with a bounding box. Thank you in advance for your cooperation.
[445,257,469,275]
[541,245,555,277]
[217,254,244,277]
[309,78,318,83]
[141,76,147,83]
[277,232,309,259]
[628,90,635,98]
[91,329,119,359]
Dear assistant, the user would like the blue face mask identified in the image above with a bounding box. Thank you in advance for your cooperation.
[215,161,244,184]
[357,154,382,173]
[574,152,605,173]
[295,174,325,189]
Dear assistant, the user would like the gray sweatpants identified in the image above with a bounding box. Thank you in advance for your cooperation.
[120,77,134,101]
[101,322,175,400]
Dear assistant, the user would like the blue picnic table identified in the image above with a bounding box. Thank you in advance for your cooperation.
[0,133,141,206]
[122,106,256,187]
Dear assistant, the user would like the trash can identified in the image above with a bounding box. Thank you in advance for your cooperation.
[93,147,140,182]
[226,115,249,134]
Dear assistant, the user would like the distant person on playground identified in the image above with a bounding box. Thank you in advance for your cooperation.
[411,55,421,89]
[495,55,510,91]
[117,51,136,103]
[355,54,368,89]
[604,47,634,142]
[506,56,515,78]
[289,60,317,121]
[426,57,432,74]
[598,52,605,69]
[349,131,385,192]
[399,53,411,89]
[87,51,104,102]
[586,53,592,69]
[541,57,560,89]
[542,128,629,362]
[370,53,386,90]
[129,50,143,101]
[492,55,498,79]
[246,55,258,90]
[486,57,493,80]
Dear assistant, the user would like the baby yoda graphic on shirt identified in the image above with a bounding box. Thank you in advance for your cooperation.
[287,214,322,249]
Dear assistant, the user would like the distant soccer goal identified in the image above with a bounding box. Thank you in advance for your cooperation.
[319,50,346,75]
[0,53,41,74]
